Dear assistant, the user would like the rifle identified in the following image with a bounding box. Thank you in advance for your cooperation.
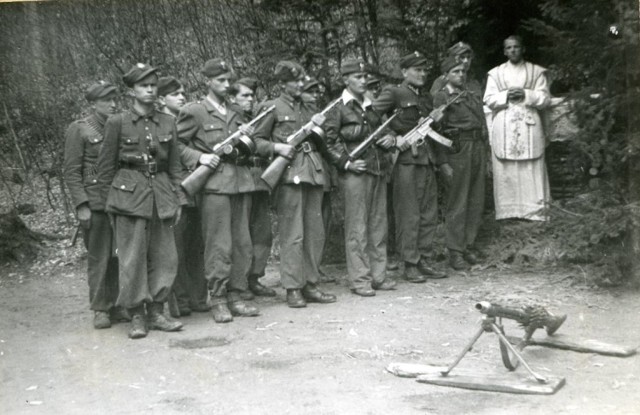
[70,224,82,248]
[181,105,275,196]
[260,97,341,190]
[347,111,399,161]
[402,90,467,156]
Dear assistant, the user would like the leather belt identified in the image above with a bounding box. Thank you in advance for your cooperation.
[119,161,166,174]
[295,141,316,153]
[249,157,269,168]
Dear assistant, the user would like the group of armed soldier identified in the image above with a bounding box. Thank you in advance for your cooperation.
[65,35,552,339]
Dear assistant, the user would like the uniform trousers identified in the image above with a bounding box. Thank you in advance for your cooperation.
[113,204,177,309]
[84,210,119,311]
[393,163,438,264]
[248,191,272,277]
[276,183,324,289]
[199,193,252,300]
[173,206,207,307]
[444,140,486,252]
[342,172,388,289]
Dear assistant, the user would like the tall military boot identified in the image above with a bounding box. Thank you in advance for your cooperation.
[227,290,260,317]
[210,295,233,323]
[248,274,276,297]
[128,304,148,339]
[147,302,183,332]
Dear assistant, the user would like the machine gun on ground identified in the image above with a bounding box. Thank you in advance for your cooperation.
[441,301,567,384]
[260,98,341,190]
[180,105,275,196]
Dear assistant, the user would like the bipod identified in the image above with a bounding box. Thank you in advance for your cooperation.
[441,315,547,383]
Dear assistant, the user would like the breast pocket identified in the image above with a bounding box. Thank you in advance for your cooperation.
[399,101,420,121]
[274,115,297,142]
[203,123,226,147]
[120,135,140,151]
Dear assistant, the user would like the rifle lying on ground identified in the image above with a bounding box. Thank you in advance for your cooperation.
[402,90,466,156]
[260,97,341,190]
[347,111,399,161]
[181,105,275,196]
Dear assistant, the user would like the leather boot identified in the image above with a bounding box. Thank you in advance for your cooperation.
[128,305,147,339]
[93,311,111,329]
[210,296,233,323]
[449,250,470,271]
[463,250,479,265]
[110,306,131,323]
[148,302,183,332]
[372,278,397,290]
[301,284,337,304]
[286,289,307,308]
[239,290,255,301]
[417,258,448,279]
[227,291,260,317]
[248,274,277,297]
[403,263,427,283]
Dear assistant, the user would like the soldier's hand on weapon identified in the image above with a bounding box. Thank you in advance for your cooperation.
[396,135,411,152]
[347,159,367,174]
[429,107,445,123]
[238,123,255,137]
[199,153,221,170]
[439,163,454,184]
[77,204,91,230]
[274,143,295,160]
[376,133,396,150]
[311,113,326,127]
[173,206,182,226]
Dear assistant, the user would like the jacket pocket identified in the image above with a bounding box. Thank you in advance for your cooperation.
[106,173,150,217]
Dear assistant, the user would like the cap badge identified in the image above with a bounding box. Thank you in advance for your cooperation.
[99,80,106,85]
[220,61,226,69]
[136,63,146,69]
[359,63,365,70]
[414,51,420,57]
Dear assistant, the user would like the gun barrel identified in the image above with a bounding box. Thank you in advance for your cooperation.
[475,302,530,323]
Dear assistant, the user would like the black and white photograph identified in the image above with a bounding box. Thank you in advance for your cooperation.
[0,0,639,413]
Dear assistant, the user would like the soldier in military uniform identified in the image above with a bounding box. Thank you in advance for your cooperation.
[252,60,337,308]
[373,51,449,282]
[324,59,397,296]
[157,77,210,316]
[64,81,126,329]
[95,64,185,339]
[227,77,277,299]
[430,42,480,96]
[434,57,487,270]
[176,59,259,323]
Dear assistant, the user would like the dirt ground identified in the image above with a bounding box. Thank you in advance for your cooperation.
[1,258,639,415]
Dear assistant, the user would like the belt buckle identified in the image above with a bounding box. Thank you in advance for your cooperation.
[300,142,312,153]
[148,160,157,174]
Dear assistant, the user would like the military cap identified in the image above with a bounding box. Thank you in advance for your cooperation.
[237,77,258,92]
[341,59,368,76]
[157,76,182,97]
[441,55,464,74]
[201,58,232,78]
[399,51,428,69]
[122,63,158,88]
[448,41,473,57]
[302,75,320,92]
[85,81,117,101]
[274,60,305,82]
[366,74,381,88]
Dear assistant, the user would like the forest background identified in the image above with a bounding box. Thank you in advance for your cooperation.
[0,0,639,285]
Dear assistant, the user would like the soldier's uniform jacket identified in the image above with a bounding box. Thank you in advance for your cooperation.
[177,98,254,194]
[373,81,446,166]
[253,93,327,187]
[324,89,389,176]
[64,114,109,210]
[433,83,487,138]
[95,108,186,219]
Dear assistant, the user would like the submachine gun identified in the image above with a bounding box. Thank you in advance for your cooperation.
[401,90,466,156]
[441,301,567,384]
[347,111,399,161]
[181,105,275,196]
[260,98,341,190]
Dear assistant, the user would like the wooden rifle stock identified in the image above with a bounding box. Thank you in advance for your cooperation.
[260,98,341,190]
[180,105,275,196]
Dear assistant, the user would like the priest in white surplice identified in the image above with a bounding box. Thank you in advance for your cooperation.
[484,35,551,221]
